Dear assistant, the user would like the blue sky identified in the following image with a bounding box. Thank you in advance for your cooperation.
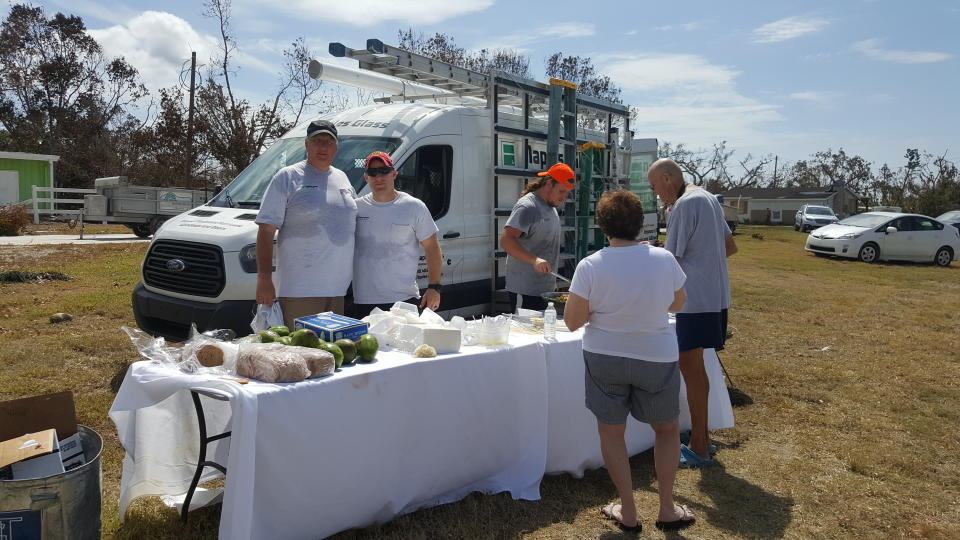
[24,0,960,170]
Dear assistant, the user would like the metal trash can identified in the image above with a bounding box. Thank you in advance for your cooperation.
[0,425,103,539]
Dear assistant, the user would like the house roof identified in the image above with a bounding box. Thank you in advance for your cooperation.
[631,138,658,153]
[720,187,843,200]
[0,151,60,162]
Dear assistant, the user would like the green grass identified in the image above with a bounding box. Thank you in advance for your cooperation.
[1,225,959,538]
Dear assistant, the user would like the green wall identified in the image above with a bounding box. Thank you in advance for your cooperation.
[0,157,53,205]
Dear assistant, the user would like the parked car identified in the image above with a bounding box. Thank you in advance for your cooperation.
[794,204,839,232]
[935,210,960,232]
[804,212,960,266]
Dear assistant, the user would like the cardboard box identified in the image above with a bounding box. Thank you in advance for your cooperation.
[0,391,84,474]
[0,391,77,442]
[294,312,369,343]
[1,429,66,480]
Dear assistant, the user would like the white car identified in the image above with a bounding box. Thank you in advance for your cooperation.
[795,204,839,232]
[805,212,960,266]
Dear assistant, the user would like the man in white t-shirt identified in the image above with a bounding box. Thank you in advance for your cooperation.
[255,119,358,327]
[349,151,442,318]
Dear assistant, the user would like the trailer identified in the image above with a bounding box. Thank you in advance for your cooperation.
[79,177,211,237]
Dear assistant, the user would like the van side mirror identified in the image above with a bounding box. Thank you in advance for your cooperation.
[885,227,897,234]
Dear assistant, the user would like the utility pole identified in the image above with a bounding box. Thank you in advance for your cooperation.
[773,155,778,187]
[186,51,197,189]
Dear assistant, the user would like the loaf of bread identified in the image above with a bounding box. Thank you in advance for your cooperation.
[296,347,335,378]
[236,343,309,383]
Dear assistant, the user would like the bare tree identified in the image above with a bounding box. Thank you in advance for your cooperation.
[397,29,531,79]
[543,53,622,103]
[197,0,324,176]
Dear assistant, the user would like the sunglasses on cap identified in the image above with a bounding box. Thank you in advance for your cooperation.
[365,166,394,177]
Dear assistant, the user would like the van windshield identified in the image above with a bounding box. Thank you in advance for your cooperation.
[209,136,401,208]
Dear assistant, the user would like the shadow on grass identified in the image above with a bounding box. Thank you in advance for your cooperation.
[691,464,794,539]
[113,499,222,539]
[727,386,754,407]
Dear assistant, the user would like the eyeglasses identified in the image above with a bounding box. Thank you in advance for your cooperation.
[365,166,394,177]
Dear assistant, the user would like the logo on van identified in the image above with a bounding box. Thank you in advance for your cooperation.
[166,259,186,272]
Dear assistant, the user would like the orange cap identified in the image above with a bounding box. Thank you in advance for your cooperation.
[538,163,575,188]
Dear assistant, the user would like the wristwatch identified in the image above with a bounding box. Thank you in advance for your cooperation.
[427,283,442,292]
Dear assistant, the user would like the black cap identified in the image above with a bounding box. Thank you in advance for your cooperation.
[306,119,337,142]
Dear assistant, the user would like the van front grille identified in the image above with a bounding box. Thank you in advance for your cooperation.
[143,240,225,297]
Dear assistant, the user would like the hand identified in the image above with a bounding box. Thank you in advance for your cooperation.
[533,257,552,274]
[420,288,441,311]
[256,276,276,305]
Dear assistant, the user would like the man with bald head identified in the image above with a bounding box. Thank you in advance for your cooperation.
[648,158,737,467]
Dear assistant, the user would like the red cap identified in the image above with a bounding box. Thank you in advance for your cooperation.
[538,163,575,188]
[364,151,394,168]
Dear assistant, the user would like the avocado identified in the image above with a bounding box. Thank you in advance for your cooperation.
[335,339,357,364]
[290,328,320,348]
[258,330,279,343]
[318,342,344,368]
[276,336,294,346]
[356,334,379,362]
[268,325,290,336]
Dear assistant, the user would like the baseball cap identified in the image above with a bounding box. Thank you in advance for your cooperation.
[306,119,338,142]
[538,163,575,188]
[364,151,394,168]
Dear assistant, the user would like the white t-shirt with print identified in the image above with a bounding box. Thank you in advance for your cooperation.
[255,161,357,298]
[569,244,687,363]
[352,191,439,304]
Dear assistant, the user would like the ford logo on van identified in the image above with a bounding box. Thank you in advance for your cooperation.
[166,259,186,272]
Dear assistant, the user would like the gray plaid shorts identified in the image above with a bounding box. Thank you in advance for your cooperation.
[583,350,681,425]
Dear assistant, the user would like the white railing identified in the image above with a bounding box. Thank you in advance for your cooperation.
[24,186,96,224]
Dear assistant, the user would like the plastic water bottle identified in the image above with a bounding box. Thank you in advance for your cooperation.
[543,302,557,341]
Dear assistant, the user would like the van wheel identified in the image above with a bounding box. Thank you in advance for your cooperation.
[794,223,799,231]
[934,246,953,267]
[858,242,880,263]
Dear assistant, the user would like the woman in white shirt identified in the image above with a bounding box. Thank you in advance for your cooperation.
[564,190,694,532]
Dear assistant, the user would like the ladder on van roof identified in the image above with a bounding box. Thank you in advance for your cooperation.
[329,39,634,313]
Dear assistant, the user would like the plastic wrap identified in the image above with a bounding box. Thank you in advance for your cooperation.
[236,343,309,383]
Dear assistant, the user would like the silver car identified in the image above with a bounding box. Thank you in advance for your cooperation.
[795,204,839,232]
[805,212,960,266]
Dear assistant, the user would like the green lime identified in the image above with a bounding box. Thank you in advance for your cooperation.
[356,334,378,362]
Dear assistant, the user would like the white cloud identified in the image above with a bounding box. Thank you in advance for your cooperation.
[852,38,952,64]
[600,53,783,149]
[654,22,702,32]
[788,91,838,104]
[474,22,595,51]
[252,0,493,27]
[89,11,276,95]
[751,16,830,43]
[626,29,639,36]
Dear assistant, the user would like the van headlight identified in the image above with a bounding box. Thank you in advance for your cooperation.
[239,243,258,273]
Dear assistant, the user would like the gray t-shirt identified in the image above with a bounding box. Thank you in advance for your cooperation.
[664,187,732,313]
[504,192,560,296]
[255,161,357,298]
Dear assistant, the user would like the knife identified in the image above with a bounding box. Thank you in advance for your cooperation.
[551,272,571,284]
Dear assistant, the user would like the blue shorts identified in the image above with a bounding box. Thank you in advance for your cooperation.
[676,309,728,352]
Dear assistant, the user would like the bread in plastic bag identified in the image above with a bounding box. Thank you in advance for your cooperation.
[236,343,310,383]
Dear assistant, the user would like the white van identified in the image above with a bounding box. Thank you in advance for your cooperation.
[132,47,656,339]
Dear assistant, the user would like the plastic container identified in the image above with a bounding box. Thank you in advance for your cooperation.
[0,425,103,540]
[543,303,556,340]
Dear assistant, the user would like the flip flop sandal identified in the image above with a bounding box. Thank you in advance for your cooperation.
[600,503,642,533]
[655,504,696,530]
[679,444,716,468]
[679,431,718,455]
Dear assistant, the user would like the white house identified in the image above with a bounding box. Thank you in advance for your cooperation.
[719,186,863,224]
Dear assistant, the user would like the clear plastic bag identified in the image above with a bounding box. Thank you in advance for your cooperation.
[251,301,284,333]
[121,325,235,375]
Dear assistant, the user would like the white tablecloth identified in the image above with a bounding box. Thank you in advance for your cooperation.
[111,329,733,539]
